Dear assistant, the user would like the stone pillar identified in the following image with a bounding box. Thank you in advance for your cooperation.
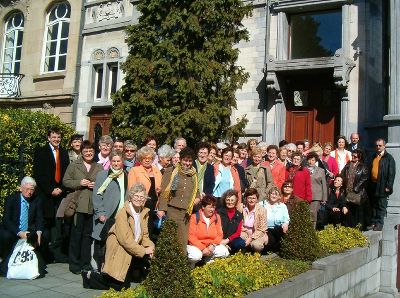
[380,0,400,294]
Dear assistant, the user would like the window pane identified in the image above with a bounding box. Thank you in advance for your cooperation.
[45,41,57,56]
[15,47,22,60]
[5,33,15,48]
[58,55,66,70]
[290,10,342,59]
[47,23,59,41]
[3,63,12,73]
[14,62,20,74]
[60,39,68,54]
[45,56,56,72]
[61,22,69,38]
[110,66,118,95]
[96,67,104,99]
[13,13,23,28]
[16,31,23,46]
[4,49,14,62]
[49,8,57,22]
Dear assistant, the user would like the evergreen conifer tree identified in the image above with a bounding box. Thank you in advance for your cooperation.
[111,0,251,145]
[280,201,323,261]
[143,219,193,298]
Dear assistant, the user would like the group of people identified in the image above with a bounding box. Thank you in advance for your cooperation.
[0,128,396,291]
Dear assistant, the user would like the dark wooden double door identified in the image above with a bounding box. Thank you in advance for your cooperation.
[284,73,340,146]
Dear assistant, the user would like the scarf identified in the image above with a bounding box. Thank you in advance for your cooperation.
[195,160,207,194]
[287,165,300,182]
[97,169,124,195]
[160,163,198,216]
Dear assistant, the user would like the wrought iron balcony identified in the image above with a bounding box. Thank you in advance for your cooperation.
[0,73,24,98]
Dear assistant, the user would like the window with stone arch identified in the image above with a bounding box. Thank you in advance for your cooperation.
[42,2,71,73]
[2,11,24,73]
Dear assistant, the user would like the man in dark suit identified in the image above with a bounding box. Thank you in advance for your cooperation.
[33,127,70,262]
[0,177,45,263]
[346,133,368,162]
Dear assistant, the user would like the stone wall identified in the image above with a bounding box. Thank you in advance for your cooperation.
[247,231,383,298]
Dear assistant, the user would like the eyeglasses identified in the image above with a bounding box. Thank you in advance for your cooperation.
[375,144,383,147]
[125,149,136,153]
[283,185,293,188]
[132,194,146,200]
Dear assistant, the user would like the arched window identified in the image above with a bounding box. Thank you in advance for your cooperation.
[43,2,70,72]
[2,12,24,73]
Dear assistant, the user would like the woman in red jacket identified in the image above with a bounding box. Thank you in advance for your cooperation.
[187,195,229,266]
[285,152,312,203]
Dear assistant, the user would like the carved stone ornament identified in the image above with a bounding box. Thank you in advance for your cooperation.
[107,47,120,59]
[42,103,53,110]
[93,1,124,22]
[333,48,356,89]
[92,49,105,61]
[265,55,280,92]
[0,74,24,98]
[0,0,21,8]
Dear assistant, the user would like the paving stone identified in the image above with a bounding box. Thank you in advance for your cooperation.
[29,276,69,289]
[0,284,43,297]
[20,289,73,298]
[51,281,91,296]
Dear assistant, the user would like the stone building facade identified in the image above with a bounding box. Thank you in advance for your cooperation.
[74,0,137,144]
[0,0,84,123]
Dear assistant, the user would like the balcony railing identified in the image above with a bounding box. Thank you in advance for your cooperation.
[0,73,24,98]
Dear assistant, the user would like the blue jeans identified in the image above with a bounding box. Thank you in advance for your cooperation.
[229,237,246,254]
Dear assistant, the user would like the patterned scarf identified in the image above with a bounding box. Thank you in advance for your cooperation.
[160,163,198,216]
[97,169,124,195]
[195,160,207,194]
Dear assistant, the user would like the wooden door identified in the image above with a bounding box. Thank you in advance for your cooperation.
[285,74,340,145]
[88,107,112,145]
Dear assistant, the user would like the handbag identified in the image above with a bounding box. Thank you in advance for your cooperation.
[56,163,99,218]
[345,189,362,206]
[7,239,40,280]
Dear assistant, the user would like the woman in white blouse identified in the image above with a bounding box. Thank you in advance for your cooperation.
[330,135,352,174]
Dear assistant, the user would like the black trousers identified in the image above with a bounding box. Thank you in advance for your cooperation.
[93,239,106,271]
[264,226,285,253]
[85,256,150,290]
[69,213,93,272]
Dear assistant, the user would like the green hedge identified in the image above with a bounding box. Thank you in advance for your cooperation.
[0,108,74,218]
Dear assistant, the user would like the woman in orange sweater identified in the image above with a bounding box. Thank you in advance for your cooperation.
[127,146,162,241]
[187,195,229,267]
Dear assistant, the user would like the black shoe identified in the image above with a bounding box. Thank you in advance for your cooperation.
[81,271,90,289]
[373,224,383,231]
[366,224,375,231]
[70,269,81,275]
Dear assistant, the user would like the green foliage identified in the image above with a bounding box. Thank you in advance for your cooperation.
[192,253,290,298]
[280,201,323,261]
[111,0,252,146]
[317,225,369,255]
[0,108,74,218]
[143,219,193,298]
[269,257,311,277]
[97,285,148,298]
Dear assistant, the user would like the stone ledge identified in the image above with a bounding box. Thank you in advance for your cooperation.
[246,232,382,298]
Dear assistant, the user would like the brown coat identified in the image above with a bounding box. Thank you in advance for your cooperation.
[242,204,267,240]
[62,159,102,214]
[102,202,154,282]
[158,167,199,211]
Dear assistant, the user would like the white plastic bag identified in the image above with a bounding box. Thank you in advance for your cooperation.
[7,239,40,280]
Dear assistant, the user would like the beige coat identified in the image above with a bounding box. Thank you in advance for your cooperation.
[245,164,275,201]
[242,204,267,240]
[102,202,154,282]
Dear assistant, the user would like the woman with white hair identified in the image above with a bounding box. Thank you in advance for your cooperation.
[128,146,162,241]
[82,183,154,290]
[94,135,114,170]
[156,144,174,174]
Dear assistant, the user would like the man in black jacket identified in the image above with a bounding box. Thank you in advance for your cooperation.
[367,138,396,231]
[33,127,70,262]
[0,177,45,263]
[346,133,368,163]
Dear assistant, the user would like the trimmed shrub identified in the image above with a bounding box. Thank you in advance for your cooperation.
[143,219,193,298]
[0,108,74,218]
[192,253,290,298]
[97,285,148,298]
[317,224,369,255]
[280,201,323,261]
